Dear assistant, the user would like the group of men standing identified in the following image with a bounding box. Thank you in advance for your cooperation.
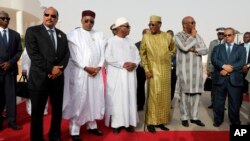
[1,5,249,141]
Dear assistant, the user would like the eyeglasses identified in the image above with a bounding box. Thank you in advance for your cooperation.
[218,32,224,36]
[224,34,233,37]
[120,25,130,28]
[44,13,57,19]
[148,23,156,27]
[191,21,196,25]
[0,17,10,21]
[84,19,94,24]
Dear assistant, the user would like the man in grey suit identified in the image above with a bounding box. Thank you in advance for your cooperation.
[25,7,69,141]
[0,11,22,130]
[206,27,225,109]
[211,27,246,127]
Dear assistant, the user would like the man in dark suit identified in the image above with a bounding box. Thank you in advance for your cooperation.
[25,7,69,141]
[211,27,246,127]
[0,11,22,130]
[135,28,150,111]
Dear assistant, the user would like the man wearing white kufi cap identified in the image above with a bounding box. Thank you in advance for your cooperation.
[206,27,225,109]
[140,15,176,132]
[105,17,140,134]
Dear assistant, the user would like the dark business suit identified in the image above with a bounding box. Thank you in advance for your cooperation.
[0,29,22,125]
[211,43,245,125]
[25,24,69,141]
[135,41,146,111]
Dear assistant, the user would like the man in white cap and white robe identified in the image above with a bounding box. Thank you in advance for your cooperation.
[63,10,106,141]
[104,17,140,134]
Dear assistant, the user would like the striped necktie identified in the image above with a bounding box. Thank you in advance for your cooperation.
[48,29,56,50]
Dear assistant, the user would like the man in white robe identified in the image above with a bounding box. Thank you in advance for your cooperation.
[105,17,140,134]
[62,10,105,141]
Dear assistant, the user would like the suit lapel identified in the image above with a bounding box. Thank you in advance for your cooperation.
[40,25,56,54]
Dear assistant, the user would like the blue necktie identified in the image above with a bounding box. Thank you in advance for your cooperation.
[2,30,8,49]
[48,29,56,50]
[227,45,231,58]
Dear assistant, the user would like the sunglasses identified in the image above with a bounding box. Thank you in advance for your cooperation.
[84,19,94,24]
[218,32,224,36]
[191,21,196,25]
[120,25,130,28]
[224,34,233,37]
[148,23,156,27]
[0,17,10,21]
[44,13,57,19]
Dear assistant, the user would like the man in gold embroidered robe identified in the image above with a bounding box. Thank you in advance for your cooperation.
[140,15,176,132]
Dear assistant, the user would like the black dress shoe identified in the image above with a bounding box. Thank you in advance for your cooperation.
[181,120,189,127]
[87,128,103,136]
[190,120,205,127]
[71,135,82,141]
[112,127,121,134]
[8,122,21,130]
[49,137,61,141]
[208,104,213,109]
[125,126,135,132]
[147,125,156,133]
[155,124,169,131]
[213,123,221,127]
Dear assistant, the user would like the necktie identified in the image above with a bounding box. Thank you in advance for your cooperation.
[48,29,56,50]
[2,30,8,48]
[227,45,231,58]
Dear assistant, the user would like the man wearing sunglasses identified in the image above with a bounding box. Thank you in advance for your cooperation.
[140,15,176,132]
[175,16,207,127]
[25,7,70,141]
[0,11,22,131]
[62,10,105,141]
[105,17,140,134]
[211,27,246,127]
[206,27,225,109]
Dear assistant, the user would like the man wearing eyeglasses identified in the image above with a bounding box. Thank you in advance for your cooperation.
[62,10,105,141]
[206,27,225,109]
[104,17,140,134]
[25,7,70,141]
[0,11,22,131]
[140,15,176,132]
[175,16,207,127]
[211,27,246,127]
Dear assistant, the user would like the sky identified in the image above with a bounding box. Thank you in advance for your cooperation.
[39,0,250,46]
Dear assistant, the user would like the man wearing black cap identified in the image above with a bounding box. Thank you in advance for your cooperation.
[63,10,105,141]
[206,27,225,109]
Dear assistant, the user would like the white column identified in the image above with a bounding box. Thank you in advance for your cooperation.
[16,11,24,36]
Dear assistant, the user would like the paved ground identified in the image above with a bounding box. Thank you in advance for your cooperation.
[136,91,250,131]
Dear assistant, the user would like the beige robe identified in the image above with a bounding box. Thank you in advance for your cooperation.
[140,32,176,125]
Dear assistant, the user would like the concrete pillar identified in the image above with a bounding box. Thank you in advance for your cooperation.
[16,10,24,36]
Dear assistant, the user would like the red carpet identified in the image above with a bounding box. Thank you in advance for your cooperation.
[0,101,229,141]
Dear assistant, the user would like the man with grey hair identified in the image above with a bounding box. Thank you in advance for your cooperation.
[105,17,140,134]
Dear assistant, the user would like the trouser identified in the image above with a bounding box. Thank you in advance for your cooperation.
[179,93,201,120]
[70,119,97,135]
